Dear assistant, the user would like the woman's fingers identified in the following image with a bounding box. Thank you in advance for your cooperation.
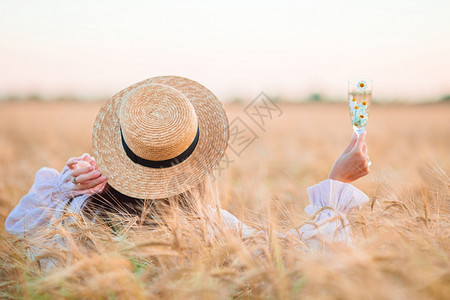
[67,157,81,169]
[79,153,99,169]
[360,139,370,170]
[67,153,98,167]
[68,154,93,169]
[358,156,370,175]
[353,131,367,152]
[80,153,91,160]
[329,131,370,183]
[79,153,95,165]
[75,169,102,184]
[344,132,358,153]
[70,166,94,177]
[351,141,370,180]
[362,143,367,154]
[89,181,107,194]
[77,175,107,190]
[89,158,99,170]
[67,154,102,184]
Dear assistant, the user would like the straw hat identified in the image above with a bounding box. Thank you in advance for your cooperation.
[92,76,229,199]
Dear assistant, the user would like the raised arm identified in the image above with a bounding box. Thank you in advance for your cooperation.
[328,131,370,183]
[5,154,106,237]
[217,132,370,250]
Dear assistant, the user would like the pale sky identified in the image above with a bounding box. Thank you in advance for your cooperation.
[1,0,449,101]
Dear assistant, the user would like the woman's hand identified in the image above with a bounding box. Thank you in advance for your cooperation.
[61,153,107,197]
[328,131,370,183]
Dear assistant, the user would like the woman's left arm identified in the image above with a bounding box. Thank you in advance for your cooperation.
[218,132,370,249]
[218,179,368,250]
[288,131,370,248]
[5,154,106,237]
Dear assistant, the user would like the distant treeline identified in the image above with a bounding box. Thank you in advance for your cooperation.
[229,93,450,104]
[1,93,450,104]
[0,94,107,103]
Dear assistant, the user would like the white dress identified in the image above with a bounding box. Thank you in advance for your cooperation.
[5,166,369,250]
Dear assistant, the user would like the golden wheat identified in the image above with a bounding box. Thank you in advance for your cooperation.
[0,101,449,299]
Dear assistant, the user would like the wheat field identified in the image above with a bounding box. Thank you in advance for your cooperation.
[0,100,449,299]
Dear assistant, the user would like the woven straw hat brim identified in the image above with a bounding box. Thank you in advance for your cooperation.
[92,76,230,199]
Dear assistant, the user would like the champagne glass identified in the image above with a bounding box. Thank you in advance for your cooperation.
[348,78,372,166]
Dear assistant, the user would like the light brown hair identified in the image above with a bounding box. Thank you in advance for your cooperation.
[82,175,219,229]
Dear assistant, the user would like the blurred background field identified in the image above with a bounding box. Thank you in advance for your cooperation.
[0,100,448,299]
[0,100,448,210]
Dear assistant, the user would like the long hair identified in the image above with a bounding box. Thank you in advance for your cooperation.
[81,174,219,229]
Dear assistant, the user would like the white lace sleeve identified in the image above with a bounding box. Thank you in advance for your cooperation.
[288,179,369,249]
[217,179,369,250]
[215,208,264,239]
[5,167,89,237]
